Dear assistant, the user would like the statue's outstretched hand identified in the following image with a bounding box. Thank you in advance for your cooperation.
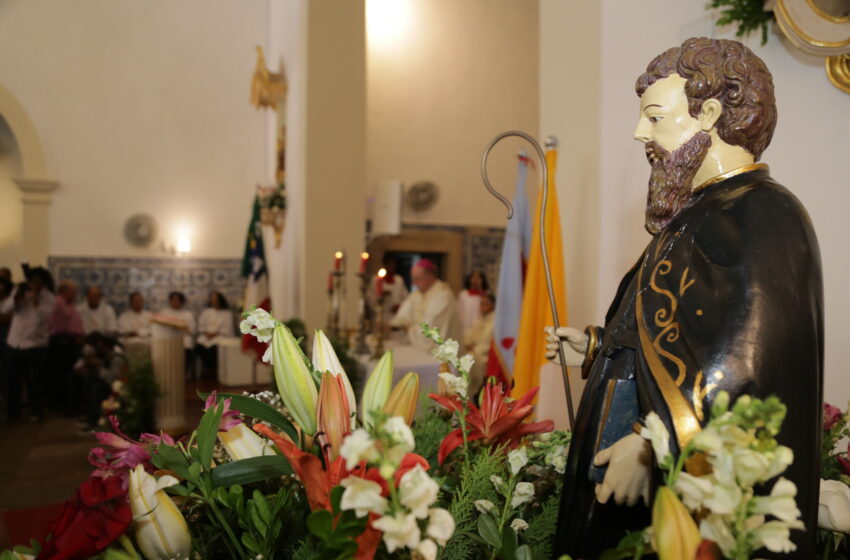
[593,433,651,507]
[544,326,588,367]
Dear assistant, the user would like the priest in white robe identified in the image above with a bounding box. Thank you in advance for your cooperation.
[390,259,460,353]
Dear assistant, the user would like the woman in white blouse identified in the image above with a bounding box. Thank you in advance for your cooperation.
[195,291,234,379]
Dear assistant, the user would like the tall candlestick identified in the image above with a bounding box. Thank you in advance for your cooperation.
[360,252,369,274]
[334,251,343,271]
[376,267,387,298]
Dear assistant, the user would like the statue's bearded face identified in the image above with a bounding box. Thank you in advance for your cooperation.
[634,75,712,235]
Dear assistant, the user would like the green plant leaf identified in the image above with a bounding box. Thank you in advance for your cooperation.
[211,455,294,488]
[478,514,502,549]
[200,391,299,443]
[330,485,345,515]
[197,401,224,470]
[151,442,191,481]
[307,510,334,539]
[254,489,272,524]
[501,524,518,559]
[241,532,261,554]
[515,544,532,560]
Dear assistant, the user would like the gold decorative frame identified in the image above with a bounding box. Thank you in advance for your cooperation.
[250,46,287,110]
[826,53,850,93]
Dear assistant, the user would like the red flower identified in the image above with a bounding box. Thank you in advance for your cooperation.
[695,539,722,559]
[38,475,132,560]
[430,384,554,464]
[824,403,843,431]
[88,416,174,486]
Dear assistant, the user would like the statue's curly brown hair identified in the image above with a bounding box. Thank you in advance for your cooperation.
[635,37,777,160]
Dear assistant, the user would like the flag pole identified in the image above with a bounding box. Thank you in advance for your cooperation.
[481,131,575,428]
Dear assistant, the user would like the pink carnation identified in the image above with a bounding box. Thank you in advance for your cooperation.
[824,403,843,431]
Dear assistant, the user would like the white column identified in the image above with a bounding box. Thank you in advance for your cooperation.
[151,322,186,431]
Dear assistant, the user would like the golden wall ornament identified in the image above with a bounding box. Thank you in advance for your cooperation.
[250,46,287,110]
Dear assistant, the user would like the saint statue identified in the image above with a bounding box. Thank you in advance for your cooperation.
[548,37,822,558]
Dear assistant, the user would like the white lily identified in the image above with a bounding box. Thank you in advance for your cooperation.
[312,329,357,428]
[218,423,274,461]
[128,465,191,560]
[361,351,393,428]
[271,323,318,435]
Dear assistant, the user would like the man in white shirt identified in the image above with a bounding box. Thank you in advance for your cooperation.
[118,292,152,343]
[390,259,460,353]
[77,285,117,337]
[7,267,55,421]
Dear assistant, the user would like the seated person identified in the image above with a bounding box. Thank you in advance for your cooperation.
[457,270,489,337]
[77,285,118,337]
[118,292,152,343]
[74,333,128,431]
[390,259,460,353]
[463,292,495,396]
[157,291,196,376]
[195,291,234,379]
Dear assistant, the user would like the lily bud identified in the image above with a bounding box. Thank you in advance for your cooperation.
[652,486,700,560]
[128,465,191,560]
[383,372,419,425]
[313,329,357,429]
[361,351,393,428]
[317,371,351,461]
[272,323,318,435]
[219,423,275,461]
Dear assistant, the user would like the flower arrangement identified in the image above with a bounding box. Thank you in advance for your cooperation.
[817,402,850,558]
[1,312,566,560]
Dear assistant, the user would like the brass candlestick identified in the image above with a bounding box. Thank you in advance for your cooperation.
[354,271,372,355]
[372,291,386,359]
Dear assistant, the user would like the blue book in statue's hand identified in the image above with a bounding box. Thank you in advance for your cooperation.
[589,378,639,484]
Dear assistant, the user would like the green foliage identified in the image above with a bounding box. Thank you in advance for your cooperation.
[201,391,299,442]
[523,483,563,560]
[818,529,849,560]
[115,358,158,438]
[441,448,508,560]
[412,400,452,469]
[709,0,774,45]
[211,455,293,488]
[303,486,368,560]
[822,405,850,482]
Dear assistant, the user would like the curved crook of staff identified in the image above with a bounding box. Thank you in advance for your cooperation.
[480,131,575,428]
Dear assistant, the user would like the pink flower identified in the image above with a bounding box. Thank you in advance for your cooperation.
[88,416,175,486]
[204,391,243,431]
[825,403,843,431]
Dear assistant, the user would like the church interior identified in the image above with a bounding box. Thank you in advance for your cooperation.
[0,0,848,556]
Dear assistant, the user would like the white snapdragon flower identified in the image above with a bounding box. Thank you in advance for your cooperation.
[703,482,743,515]
[383,416,416,466]
[339,429,379,470]
[510,519,529,532]
[399,465,440,519]
[474,499,495,513]
[545,446,567,474]
[340,476,387,517]
[490,475,505,491]
[373,511,421,553]
[511,482,535,508]
[640,412,671,466]
[673,471,714,511]
[699,513,736,557]
[732,447,771,488]
[508,447,529,475]
[692,426,724,456]
[763,445,794,481]
[438,372,468,399]
[261,344,273,365]
[818,478,850,532]
[432,339,460,365]
[239,308,276,343]
[458,354,475,373]
[751,519,804,553]
[425,508,455,546]
[752,477,800,523]
[415,539,437,560]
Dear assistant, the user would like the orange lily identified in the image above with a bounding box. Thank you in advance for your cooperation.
[383,372,419,425]
[316,372,351,461]
[430,383,553,464]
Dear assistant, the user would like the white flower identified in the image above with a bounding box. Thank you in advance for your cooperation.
[673,471,714,511]
[128,465,192,560]
[261,344,273,365]
[240,308,276,343]
[490,475,505,490]
[420,323,441,342]
[218,423,274,461]
[383,416,416,465]
[508,447,529,475]
[511,482,535,508]
[510,519,529,532]
[340,429,379,470]
[699,513,736,557]
[703,482,743,515]
[415,539,437,560]
[373,511,421,552]
[692,425,724,456]
[819,478,850,532]
[751,519,804,553]
[426,508,455,546]
[763,445,793,480]
[438,372,468,399]
[474,499,495,513]
[732,447,771,488]
[399,465,440,518]
[752,477,800,523]
[458,354,474,373]
[340,476,387,517]
[432,339,459,365]
[640,412,671,466]
[545,445,567,474]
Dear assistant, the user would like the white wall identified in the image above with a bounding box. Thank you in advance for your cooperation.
[0,0,269,262]
[0,117,24,267]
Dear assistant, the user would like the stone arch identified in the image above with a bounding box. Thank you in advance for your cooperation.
[0,83,48,179]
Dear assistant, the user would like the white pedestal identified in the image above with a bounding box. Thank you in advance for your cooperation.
[217,337,273,387]
[151,321,186,431]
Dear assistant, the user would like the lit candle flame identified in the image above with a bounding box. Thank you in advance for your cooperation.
[361,252,369,259]
[335,251,343,259]
[377,268,387,278]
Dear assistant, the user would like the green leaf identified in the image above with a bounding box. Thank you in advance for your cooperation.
[211,455,293,488]
[197,401,224,470]
[307,510,334,539]
[330,485,345,514]
[515,544,532,560]
[478,514,502,549]
[151,442,191,481]
[250,502,268,536]
[188,461,202,481]
[241,532,261,554]
[254,489,272,523]
[501,524,518,558]
[200,391,300,443]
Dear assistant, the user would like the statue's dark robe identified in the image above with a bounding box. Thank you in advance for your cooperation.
[553,166,823,559]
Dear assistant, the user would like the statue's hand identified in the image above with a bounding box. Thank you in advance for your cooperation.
[544,326,588,367]
[593,433,651,507]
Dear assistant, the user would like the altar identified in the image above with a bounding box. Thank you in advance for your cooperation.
[355,340,442,393]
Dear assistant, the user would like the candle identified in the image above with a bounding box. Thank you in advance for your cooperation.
[334,251,343,271]
[360,252,369,274]
[376,267,387,298]
[328,272,334,294]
